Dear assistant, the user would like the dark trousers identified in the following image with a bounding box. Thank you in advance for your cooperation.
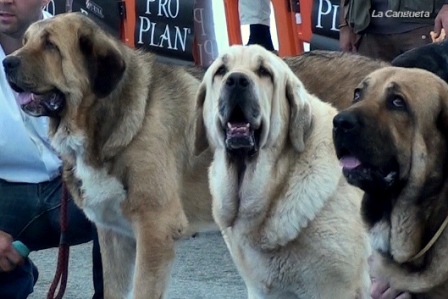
[357,25,433,62]
[0,177,103,299]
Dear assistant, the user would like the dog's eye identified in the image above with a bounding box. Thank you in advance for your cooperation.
[45,39,57,51]
[353,89,362,103]
[257,66,271,78]
[388,95,407,110]
[215,66,227,77]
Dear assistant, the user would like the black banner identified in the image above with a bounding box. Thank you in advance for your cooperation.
[44,0,67,15]
[135,0,195,62]
[312,0,341,40]
[194,0,218,67]
[72,0,122,38]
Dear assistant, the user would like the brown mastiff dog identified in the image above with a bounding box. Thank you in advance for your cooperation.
[333,66,448,299]
[3,12,215,299]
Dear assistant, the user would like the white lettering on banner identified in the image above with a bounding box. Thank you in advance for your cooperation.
[158,0,179,18]
[86,0,104,18]
[194,7,206,37]
[316,0,340,31]
[145,0,179,18]
[197,39,217,67]
[146,0,156,14]
[137,16,191,51]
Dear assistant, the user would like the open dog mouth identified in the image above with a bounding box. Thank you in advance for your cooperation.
[14,87,65,117]
[224,106,262,156]
[337,148,398,192]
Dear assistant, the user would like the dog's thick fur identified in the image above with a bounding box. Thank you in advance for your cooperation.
[3,13,216,299]
[194,45,371,299]
[392,41,448,84]
[333,66,448,298]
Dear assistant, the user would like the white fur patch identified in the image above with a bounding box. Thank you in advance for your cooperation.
[76,157,133,236]
[369,220,391,253]
[51,130,133,237]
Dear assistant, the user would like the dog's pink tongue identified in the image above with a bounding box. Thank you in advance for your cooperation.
[16,92,33,106]
[339,156,361,170]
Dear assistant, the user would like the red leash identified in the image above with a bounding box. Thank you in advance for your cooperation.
[47,3,73,298]
[47,182,70,299]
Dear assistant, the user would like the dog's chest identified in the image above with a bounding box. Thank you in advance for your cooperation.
[223,229,300,298]
[369,220,391,254]
[223,230,271,285]
[52,130,133,237]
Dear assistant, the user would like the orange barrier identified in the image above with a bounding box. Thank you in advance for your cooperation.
[122,0,136,48]
[272,0,303,56]
[224,0,243,45]
[296,0,313,44]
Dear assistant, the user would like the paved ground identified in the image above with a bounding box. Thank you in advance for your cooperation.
[29,232,246,299]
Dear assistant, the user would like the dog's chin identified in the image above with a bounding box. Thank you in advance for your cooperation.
[224,122,262,158]
[16,90,65,117]
[338,154,399,194]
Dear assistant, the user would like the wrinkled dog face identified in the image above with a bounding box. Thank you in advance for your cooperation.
[203,45,276,157]
[3,17,70,117]
[2,13,125,118]
[194,44,311,158]
[333,66,448,195]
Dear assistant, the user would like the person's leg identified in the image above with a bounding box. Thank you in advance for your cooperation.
[0,177,93,249]
[0,177,103,299]
[0,258,38,299]
[239,0,275,51]
[42,177,93,248]
[396,25,433,54]
[357,33,400,62]
[91,229,104,299]
[0,179,44,299]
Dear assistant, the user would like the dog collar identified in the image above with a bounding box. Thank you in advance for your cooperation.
[408,214,448,262]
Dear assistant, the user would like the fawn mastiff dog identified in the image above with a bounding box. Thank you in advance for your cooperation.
[193,45,371,299]
[333,66,448,299]
[3,12,216,298]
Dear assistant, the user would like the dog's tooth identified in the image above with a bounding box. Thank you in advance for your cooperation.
[227,122,232,129]
[245,123,250,128]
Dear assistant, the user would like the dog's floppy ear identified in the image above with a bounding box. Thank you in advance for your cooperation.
[193,82,209,156]
[79,29,126,98]
[285,75,312,152]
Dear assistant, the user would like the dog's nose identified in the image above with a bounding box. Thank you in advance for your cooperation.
[333,111,359,132]
[225,72,250,90]
[3,56,21,72]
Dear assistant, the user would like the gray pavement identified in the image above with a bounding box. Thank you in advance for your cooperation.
[29,232,246,299]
